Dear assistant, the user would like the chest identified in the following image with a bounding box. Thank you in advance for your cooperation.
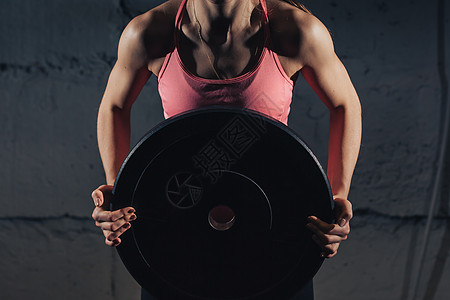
[178,23,265,80]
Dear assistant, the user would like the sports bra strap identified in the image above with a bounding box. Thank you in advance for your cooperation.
[260,0,269,24]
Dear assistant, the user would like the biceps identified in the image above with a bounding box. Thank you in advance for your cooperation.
[301,55,359,110]
[101,61,151,110]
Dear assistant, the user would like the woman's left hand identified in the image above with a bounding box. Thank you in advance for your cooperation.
[306,197,353,258]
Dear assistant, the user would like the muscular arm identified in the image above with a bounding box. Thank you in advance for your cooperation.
[98,18,152,185]
[92,15,154,247]
[269,5,361,196]
[280,11,361,257]
[298,20,361,201]
[92,2,178,247]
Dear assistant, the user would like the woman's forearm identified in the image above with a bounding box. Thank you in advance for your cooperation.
[327,103,362,200]
[97,103,132,185]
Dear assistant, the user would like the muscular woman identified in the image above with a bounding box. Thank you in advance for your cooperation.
[91,0,361,298]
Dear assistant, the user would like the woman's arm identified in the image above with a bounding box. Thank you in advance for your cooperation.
[294,13,362,258]
[299,26,361,202]
[97,21,152,185]
[91,15,153,247]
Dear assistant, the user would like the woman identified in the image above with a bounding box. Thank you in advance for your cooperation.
[91,0,361,298]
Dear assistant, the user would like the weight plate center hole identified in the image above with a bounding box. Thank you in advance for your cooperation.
[208,205,235,231]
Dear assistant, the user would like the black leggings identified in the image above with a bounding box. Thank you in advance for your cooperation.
[141,280,314,300]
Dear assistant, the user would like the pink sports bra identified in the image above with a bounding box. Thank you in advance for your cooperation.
[158,0,294,125]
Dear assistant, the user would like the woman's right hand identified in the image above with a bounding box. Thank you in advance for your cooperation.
[91,185,137,247]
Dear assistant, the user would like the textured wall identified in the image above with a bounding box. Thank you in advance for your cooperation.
[0,0,448,299]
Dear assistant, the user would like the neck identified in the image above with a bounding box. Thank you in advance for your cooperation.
[203,0,248,18]
[192,0,260,38]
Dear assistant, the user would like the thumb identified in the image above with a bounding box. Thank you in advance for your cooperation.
[333,197,353,227]
[91,185,113,207]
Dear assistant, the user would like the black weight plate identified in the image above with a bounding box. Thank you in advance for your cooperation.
[112,106,334,300]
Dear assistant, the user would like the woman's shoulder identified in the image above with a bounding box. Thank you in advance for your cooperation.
[267,0,328,37]
[129,0,181,35]
[121,0,182,56]
[266,0,332,56]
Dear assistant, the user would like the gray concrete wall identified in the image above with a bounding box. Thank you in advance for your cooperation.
[0,0,448,299]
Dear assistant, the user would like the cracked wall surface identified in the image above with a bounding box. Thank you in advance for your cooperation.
[0,0,449,299]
